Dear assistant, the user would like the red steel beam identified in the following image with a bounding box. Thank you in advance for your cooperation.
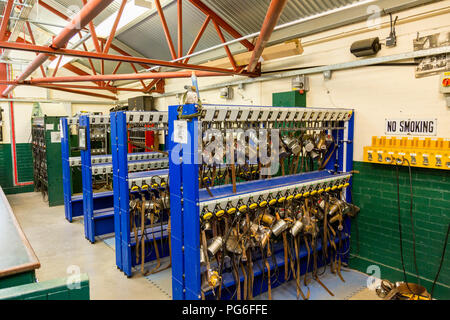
[81,0,102,53]
[155,0,177,60]
[144,79,161,93]
[189,0,254,51]
[0,41,246,75]
[37,85,118,100]
[106,61,122,87]
[32,83,146,92]
[25,22,46,77]
[26,70,230,84]
[177,0,182,58]
[130,63,147,89]
[103,0,127,54]
[52,55,63,77]
[0,0,14,41]
[247,0,288,73]
[16,35,110,90]
[212,20,237,71]
[2,0,114,97]
[38,0,89,31]
[98,38,152,70]
[184,15,210,64]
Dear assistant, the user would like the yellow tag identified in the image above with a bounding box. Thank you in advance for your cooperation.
[203,212,213,220]
[239,205,248,213]
[249,203,258,210]
[216,210,225,217]
[303,192,310,197]
[227,208,237,215]
[259,201,268,208]
[269,199,277,206]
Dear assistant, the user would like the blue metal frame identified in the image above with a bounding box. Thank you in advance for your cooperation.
[169,104,355,300]
[111,111,170,277]
[61,117,114,225]
[60,117,74,222]
[79,115,115,243]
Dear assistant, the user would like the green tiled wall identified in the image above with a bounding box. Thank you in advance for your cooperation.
[0,143,34,194]
[349,161,449,299]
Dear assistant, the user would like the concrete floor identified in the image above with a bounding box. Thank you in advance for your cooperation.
[8,192,168,300]
[8,191,380,300]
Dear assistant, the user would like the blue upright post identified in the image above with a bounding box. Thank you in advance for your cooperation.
[80,115,95,243]
[117,112,132,276]
[180,104,201,300]
[169,105,185,300]
[61,117,72,222]
[111,112,123,270]
[345,112,355,202]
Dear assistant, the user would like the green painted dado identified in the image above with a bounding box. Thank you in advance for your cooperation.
[349,161,449,300]
[0,143,34,195]
[0,273,90,300]
[0,271,36,290]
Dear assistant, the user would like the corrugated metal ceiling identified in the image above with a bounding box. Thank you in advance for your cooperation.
[115,0,361,62]
[45,0,122,26]
[7,0,374,73]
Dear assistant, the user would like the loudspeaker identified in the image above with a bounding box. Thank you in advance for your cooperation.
[350,37,381,57]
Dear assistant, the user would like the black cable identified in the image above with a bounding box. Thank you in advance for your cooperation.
[395,164,415,295]
[403,158,420,286]
[431,223,449,299]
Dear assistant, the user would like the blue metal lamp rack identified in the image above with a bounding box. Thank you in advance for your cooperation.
[169,104,355,300]
[78,114,169,244]
[111,111,171,276]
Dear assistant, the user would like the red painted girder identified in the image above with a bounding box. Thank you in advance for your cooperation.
[0,0,15,41]
[155,0,177,60]
[189,0,254,51]
[247,0,288,73]
[2,0,114,97]
[26,70,230,84]
[0,41,247,75]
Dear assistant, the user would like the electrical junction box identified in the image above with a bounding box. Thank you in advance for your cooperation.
[440,72,450,107]
[363,136,450,170]
[272,90,306,107]
[292,75,309,92]
[220,86,233,100]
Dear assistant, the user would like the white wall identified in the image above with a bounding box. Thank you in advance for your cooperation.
[0,63,113,144]
[119,0,450,161]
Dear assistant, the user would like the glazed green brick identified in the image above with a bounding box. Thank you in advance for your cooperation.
[0,144,34,194]
[350,161,449,300]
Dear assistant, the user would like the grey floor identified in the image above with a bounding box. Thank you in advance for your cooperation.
[7,192,380,300]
